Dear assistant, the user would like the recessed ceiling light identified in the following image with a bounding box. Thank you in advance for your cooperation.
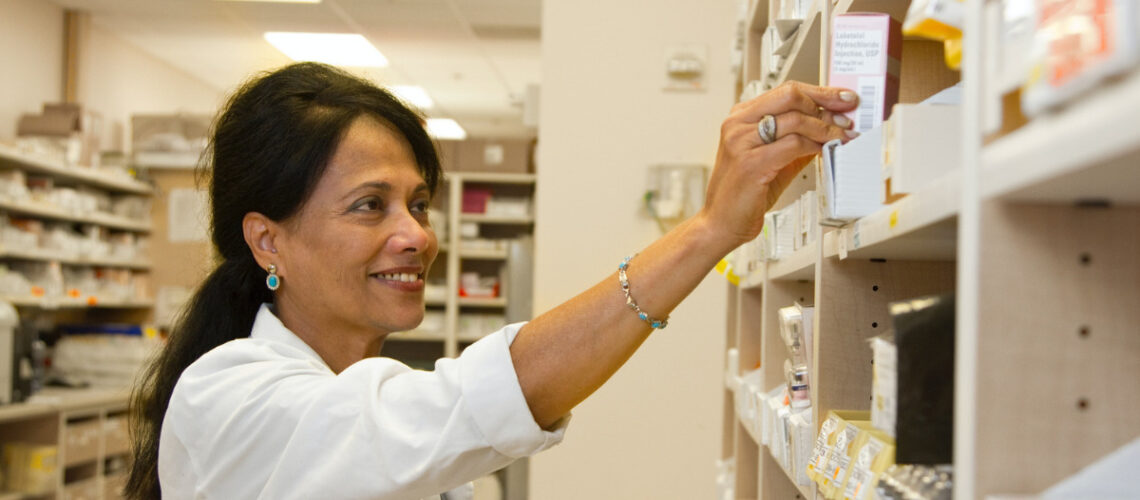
[391,86,434,109]
[264,32,388,67]
[426,119,467,140]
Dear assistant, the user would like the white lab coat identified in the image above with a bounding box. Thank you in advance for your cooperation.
[159,304,568,499]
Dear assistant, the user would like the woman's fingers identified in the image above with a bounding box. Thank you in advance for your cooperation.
[734,81,860,123]
[769,110,857,145]
[728,109,856,152]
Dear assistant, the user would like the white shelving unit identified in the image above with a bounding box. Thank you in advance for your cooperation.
[458,213,535,225]
[722,2,1138,500]
[0,144,152,196]
[0,246,151,270]
[0,141,153,500]
[0,146,154,316]
[0,199,151,233]
[0,388,132,500]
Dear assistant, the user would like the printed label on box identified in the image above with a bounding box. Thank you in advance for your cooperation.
[832,30,885,74]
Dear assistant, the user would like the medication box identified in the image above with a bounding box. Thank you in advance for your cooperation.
[829,13,902,132]
[881,103,960,202]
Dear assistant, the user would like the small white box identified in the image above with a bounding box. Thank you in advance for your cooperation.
[767,205,797,259]
[789,408,814,486]
[798,191,818,248]
[882,104,960,201]
[459,222,480,239]
[870,336,898,437]
[820,128,887,225]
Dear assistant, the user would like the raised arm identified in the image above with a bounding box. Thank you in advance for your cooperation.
[511,81,860,428]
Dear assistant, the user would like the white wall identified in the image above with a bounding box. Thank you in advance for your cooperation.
[532,0,737,498]
[0,0,222,152]
[0,0,64,140]
[77,19,224,152]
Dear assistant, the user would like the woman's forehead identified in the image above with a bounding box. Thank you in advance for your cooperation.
[322,116,424,187]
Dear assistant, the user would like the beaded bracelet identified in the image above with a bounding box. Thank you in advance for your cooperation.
[618,255,669,329]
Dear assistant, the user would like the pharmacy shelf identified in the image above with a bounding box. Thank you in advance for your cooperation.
[0,144,153,195]
[1,294,153,310]
[459,213,534,225]
[746,0,769,34]
[775,5,822,86]
[736,412,762,448]
[0,198,151,233]
[737,267,765,289]
[724,372,739,393]
[458,247,509,260]
[981,67,1140,206]
[0,399,55,423]
[132,150,200,170]
[425,297,448,308]
[0,247,152,270]
[764,445,813,500]
[822,170,960,261]
[453,172,535,185]
[767,241,817,281]
[458,297,508,308]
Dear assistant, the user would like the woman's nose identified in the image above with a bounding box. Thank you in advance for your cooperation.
[389,211,432,254]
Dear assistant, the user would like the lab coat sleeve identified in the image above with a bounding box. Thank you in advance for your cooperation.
[161,322,568,500]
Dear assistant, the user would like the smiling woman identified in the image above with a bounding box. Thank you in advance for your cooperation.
[244,115,440,373]
[125,61,860,500]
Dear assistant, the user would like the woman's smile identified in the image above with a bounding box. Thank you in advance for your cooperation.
[371,268,426,292]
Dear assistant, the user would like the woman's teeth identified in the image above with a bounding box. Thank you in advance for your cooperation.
[378,273,419,283]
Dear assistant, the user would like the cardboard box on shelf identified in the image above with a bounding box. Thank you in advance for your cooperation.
[455,138,534,173]
[436,139,460,172]
[131,113,211,168]
[462,187,492,214]
[881,103,960,202]
[17,102,103,168]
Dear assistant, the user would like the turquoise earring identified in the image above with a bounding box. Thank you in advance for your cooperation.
[266,264,281,291]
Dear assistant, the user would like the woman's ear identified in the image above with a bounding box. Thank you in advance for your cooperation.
[242,212,282,273]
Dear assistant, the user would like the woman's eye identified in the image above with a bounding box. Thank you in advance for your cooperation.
[410,200,430,214]
[351,197,383,212]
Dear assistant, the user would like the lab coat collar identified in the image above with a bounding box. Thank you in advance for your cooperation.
[250,303,331,372]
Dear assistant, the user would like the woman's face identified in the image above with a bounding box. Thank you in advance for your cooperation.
[273,115,438,338]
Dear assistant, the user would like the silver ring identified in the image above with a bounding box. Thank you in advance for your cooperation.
[758,114,777,144]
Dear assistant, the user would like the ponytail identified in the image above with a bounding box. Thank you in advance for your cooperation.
[126,256,269,499]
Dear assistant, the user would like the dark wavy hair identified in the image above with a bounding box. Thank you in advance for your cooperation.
[125,62,442,499]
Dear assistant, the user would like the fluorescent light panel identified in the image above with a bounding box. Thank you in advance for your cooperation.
[264,32,388,67]
[391,86,434,109]
[426,119,467,140]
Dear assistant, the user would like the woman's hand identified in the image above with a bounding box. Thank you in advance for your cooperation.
[701,81,861,248]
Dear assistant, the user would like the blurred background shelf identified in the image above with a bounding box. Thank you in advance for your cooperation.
[457,297,508,308]
[767,240,816,281]
[982,67,1140,206]
[0,198,150,233]
[0,144,152,195]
